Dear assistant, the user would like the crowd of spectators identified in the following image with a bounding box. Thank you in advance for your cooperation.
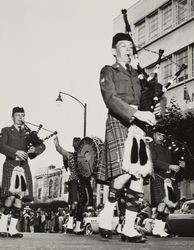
[18,207,69,233]
[18,205,101,233]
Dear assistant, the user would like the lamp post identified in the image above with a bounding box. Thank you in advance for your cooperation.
[56,91,87,137]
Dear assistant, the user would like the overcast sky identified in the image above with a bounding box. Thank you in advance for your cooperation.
[0,0,139,180]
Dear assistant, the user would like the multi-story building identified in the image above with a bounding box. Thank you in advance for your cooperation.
[34,165,69,203]
[33,165,104,207]
[113,0,194,199]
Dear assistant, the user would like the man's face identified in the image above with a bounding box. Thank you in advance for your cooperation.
[113,40,133,63]
[154,132,165,144]
[12,112,25,125]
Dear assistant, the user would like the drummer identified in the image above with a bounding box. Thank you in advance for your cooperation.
[53,136,93,234]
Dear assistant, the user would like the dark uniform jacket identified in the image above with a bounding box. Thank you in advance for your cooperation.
[149,142,172,178]
[100,62,141,124]
[0,125,46,200]
[0,125,45,161]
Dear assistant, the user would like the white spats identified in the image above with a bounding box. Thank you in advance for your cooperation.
[67,216,74,230]
[152,219,169,237]
[73,221,83,233]
[8,217,19,235]
[116,223,123,234]
[163,178,177,208]
[99,199,116,230]
[122,210,141,237]
[130,178,144,193]
[0,214,8,233]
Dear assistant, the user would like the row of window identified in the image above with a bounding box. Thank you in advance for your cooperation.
[135,0,194,47]
[146,44,194,85]
[38,177,97,200]
[48,177,62,199]
[37,176,68,200]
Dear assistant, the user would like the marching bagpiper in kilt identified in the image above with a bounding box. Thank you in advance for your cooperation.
[149,129,184,237]
[97,33,164,243]
[0,107,45,238]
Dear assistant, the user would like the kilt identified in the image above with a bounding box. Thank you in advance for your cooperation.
[96,113,128,183]
[1,160,33,202]
[68,179,79,204]
[150,173,179,207]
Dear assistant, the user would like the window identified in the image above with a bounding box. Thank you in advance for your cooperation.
[175,0,188,24]
[192,45,194,77]
[59,178,62,197]
[100,193,103,204]
[148,12,158,40]
[91,179,96,193]
[53,178,59,198]
[162,2,172,31]
[38,188,42,199]
[48,180,53,198]
[63,182,68,194]
[176,48,188,82]
[161,58,172,85]
[136,20,146,47]
[191,0,194,16]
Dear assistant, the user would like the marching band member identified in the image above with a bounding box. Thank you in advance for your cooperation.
[53,136,93,234]
[0,107,45,238]
[97,33,163,243]
[150,129,185,237]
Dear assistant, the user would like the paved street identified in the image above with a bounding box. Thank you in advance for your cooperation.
[0,233,194,250]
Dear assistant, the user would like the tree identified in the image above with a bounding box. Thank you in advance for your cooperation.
[157,97,194,180]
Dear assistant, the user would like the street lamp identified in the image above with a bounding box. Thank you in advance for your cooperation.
[56,91,87,137]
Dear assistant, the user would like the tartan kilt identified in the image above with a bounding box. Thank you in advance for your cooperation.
[96,113,128,183]
[150,173,179,207]
[1,160,34,202]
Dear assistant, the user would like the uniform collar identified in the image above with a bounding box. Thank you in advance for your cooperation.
[112,62,133,77]
[11,124,24,134]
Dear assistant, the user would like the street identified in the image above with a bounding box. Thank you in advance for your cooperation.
[0,233,194,250]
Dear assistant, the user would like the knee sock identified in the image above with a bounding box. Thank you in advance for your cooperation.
[122,189,142,237]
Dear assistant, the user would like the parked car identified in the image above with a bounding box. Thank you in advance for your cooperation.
[83,215,119,235]
[167,202,194,236]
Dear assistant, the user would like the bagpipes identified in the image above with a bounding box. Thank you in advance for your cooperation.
[163,134,194,181]
[23,121,57,159]
[121,9,187,136]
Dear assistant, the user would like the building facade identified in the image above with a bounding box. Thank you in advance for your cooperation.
[113,0,194,199]
[33,165,104,207]
[33,165,69,203]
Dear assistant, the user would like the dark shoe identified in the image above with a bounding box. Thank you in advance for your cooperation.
[8,233,23,238]
[127,235,147,243]
[120,234,127,242]
[99,228,112,239]
[0,232,9,238]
